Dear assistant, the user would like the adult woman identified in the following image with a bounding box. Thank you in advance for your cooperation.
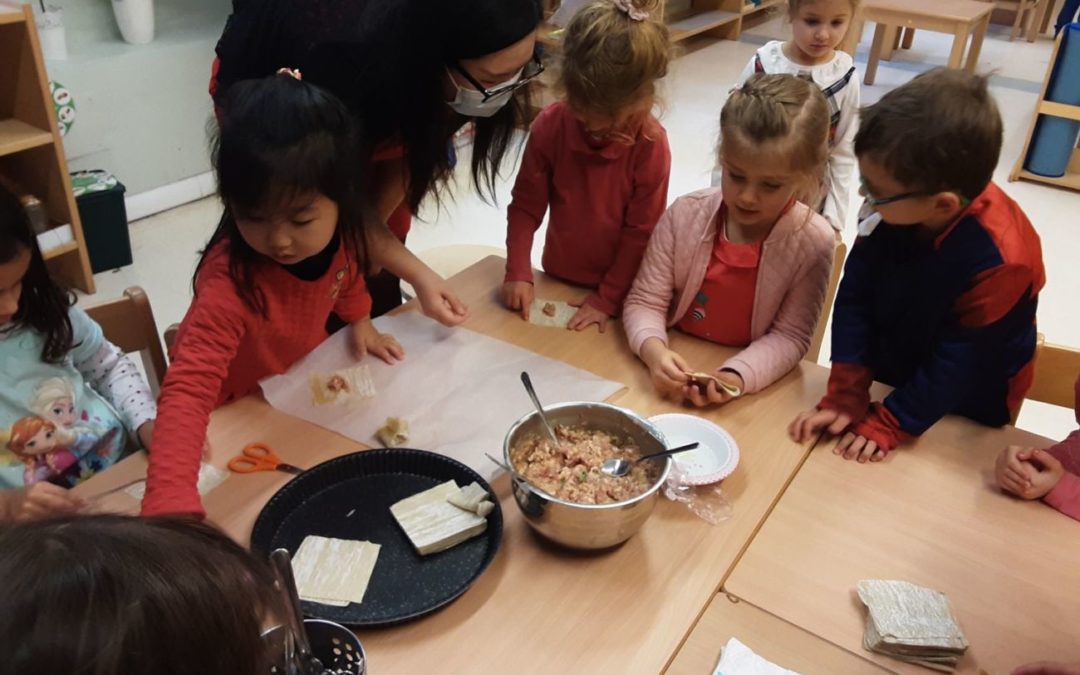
[212,0,544,314]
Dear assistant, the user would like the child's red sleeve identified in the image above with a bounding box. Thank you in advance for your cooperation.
[141,286,246,518]
[589,131,671,317]
[505,109,556,285]
[333,267,373,324]
[818,362,874,422]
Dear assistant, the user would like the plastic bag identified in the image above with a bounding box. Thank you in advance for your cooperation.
[663,463,733,525]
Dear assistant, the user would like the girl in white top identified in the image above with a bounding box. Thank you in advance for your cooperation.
[729,0,861,231]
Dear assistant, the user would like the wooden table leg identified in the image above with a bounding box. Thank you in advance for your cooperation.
[966,15,990,72]
[842,18,864,57]
[1029,0,1049,41]
[881,23,899,61]
[947,23,969,69]
[1040,0,1056,34]
[865,22,886,85]
[902,27,916,49]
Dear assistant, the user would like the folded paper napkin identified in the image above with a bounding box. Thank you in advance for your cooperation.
[857,579,968,672]
[714,638,802,675]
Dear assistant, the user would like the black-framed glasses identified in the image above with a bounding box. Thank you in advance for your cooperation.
[859,176,925,207]
[452,55,545,102]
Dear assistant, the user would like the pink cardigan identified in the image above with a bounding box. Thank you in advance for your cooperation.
[1041,375,1080,521]
[623,187,834,394]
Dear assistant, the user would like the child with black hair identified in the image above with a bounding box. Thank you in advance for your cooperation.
[142,71,466,517]
[0,185,155,522]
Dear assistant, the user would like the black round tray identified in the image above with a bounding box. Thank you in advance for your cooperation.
[250,449,503,626]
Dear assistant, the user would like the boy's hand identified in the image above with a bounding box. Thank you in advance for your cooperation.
[15,483,86,521]
[567,300,610,333]
[684,371,743,408]
[640,338,690,398]
[996,444,1037,497]
[834,431,886,463]
[788,408,853,444]
[350,319,405,364]
[502,281,534,320]
[415,273,469,327]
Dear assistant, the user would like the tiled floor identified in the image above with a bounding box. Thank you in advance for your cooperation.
[82,13,1079,438]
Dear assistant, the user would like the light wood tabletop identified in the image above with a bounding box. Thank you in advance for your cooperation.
[76,255,831,675]
[665,592,890,674]
[726,376,1080,674]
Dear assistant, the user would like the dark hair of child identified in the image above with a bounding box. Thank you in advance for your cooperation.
[0,184,74,363]
[0,515,283,675]
[197,73,372,316]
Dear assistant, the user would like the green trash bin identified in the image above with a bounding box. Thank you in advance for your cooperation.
[72,170,132,273]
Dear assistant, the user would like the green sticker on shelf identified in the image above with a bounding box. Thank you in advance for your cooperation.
[49,80,76,137]
[71,170,118,198]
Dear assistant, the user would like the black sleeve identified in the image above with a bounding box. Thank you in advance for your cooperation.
[213,0,296,100]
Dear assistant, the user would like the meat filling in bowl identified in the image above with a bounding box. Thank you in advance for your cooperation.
[510,425,659,504]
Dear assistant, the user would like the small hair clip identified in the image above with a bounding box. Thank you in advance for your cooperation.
[276,67,303,81]
[612,0,648,21]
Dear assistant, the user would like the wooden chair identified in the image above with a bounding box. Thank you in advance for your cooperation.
[806,240,847,364]
[987,0,1045,41]
[84,286,168,394]
[1027,336,1080,407]
[401,244,506,298]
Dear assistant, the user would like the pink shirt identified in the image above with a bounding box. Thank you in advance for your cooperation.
[624,187,834,394]
[1043,376,1080,521]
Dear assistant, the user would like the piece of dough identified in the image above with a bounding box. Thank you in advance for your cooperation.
[292,535,381,606]
[376,417,409,447]
[685,371,742,397]
[526,299,577,329]
[310,364,376,406]
[447,482,488,513]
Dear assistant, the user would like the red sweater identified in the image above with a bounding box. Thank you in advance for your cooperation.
[505,102,671,316]
[141,241,371,517]
[1042,376,1080,521]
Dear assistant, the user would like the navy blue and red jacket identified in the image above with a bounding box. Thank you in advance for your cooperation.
[821,183,1045,451]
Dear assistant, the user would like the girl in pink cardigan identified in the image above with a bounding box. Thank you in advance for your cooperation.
[995,374,1080,522]
[624,74,835,406]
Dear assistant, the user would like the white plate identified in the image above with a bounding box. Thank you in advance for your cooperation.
[648,413,740,485]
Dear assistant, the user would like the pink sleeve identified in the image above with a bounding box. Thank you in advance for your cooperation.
[721,213,834,393]
[588,131,671,316]
[141,282,246,517]
[505,109,555,284]
[1044,472,1080,522]
[622,201,681,355]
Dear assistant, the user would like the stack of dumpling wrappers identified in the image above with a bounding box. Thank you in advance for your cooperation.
[856,580,969,672]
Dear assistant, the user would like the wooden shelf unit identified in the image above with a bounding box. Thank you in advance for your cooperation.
[0,3,95,292]
[1010,30,1080,193]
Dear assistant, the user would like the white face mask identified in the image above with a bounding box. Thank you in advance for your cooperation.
[445,67,523,118]
[856,200,883,237]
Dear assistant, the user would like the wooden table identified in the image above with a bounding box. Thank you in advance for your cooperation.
[666,592,890,674]
[76,256,830,675]
[844,0,993,85]
[725,377,1080,674]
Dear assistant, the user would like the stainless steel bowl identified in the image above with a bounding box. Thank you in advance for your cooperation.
[503,401,670,550]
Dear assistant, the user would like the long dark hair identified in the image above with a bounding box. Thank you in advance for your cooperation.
[302,0,542,212]
[198,73,372,315]
[0,515,283,675]
[0,184,74,363]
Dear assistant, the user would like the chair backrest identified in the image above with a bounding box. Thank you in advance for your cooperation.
[84,286,167,394]
[1027,337,1080,408]
[806,239,847,364]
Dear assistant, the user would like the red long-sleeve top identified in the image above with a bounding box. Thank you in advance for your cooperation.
[504,102,671,316]
[141,241,371,517]
[1042,376,1080,521]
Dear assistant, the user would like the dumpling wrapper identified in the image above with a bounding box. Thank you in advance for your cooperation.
[527,299,576,329]
[685,371,742,397]
[376,416,409,447]
[390,480,487,555]
[310,364,376,406]
[446,481,488,513]
[292,535,381,607]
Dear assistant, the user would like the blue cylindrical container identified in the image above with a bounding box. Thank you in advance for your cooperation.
[1026,24,1080,177]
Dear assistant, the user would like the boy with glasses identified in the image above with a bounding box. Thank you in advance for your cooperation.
[789,68,1045,463]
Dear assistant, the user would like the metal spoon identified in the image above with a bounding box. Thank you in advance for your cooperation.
[520,371,561,447]
[270,548,325,675]
[601,442,700,477]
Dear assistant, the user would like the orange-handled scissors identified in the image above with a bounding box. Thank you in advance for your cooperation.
[228,443,304,476]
